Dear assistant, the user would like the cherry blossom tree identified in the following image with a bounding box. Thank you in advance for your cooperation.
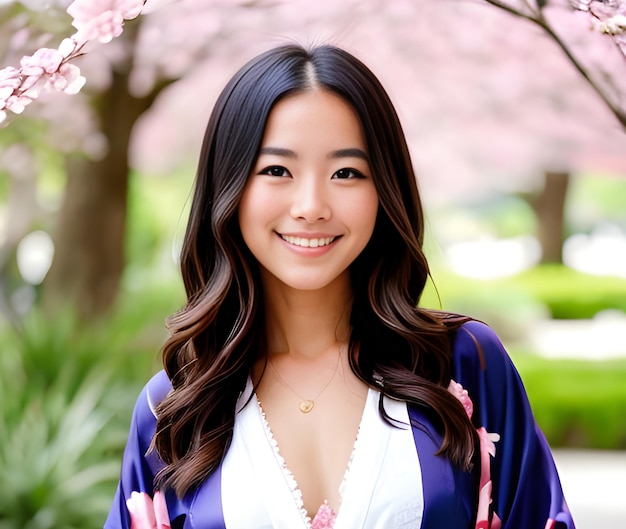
[1,0,625,318]
[0,0,147,320]
[470,0,626,261]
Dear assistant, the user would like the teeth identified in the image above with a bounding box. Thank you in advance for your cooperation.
[281,235,336,248]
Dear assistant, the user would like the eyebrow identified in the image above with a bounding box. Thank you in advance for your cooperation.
[258,146,369,161]
[259,147,297,158]
[329,148,369,161]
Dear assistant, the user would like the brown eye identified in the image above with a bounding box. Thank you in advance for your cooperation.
[260,165,290,177]
[332,168,364,180]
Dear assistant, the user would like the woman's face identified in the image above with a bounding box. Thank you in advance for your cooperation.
[238,89,379,294]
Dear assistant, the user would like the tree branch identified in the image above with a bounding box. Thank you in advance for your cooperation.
[479,0,626,130]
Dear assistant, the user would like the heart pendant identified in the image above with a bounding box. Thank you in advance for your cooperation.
[299,400,314,413]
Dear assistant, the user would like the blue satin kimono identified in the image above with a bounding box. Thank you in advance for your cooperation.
[104,321,575,528]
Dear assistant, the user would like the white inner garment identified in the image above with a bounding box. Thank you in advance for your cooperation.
[221,379,424,528]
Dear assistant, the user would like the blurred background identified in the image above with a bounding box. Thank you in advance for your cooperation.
[0,0,625,527]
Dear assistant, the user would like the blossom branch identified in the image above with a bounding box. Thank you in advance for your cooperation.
[0,0,146,125]
[479,0,626,130]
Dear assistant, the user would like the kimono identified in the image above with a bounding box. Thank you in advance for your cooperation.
[104,320,575,529]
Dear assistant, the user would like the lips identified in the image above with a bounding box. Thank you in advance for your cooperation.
[279,234,338,248]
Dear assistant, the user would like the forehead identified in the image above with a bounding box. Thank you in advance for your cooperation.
[260,89,366,150]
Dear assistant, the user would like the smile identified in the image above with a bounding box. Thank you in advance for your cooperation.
[280,234,337,248]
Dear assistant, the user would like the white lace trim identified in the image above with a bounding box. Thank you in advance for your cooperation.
[256,398,362,529]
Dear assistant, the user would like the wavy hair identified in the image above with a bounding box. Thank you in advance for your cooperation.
[154,44,477,497]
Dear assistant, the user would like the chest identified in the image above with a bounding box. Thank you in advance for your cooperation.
[165,391,478,529]
[256,381,367,515]
[220,386,422,528]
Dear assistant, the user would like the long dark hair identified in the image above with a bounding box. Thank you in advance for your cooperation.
[154,44,477,497]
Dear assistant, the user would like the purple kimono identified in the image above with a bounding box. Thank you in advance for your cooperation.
[104,321,575,528]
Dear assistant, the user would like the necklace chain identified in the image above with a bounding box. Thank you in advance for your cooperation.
[268,351,341,413]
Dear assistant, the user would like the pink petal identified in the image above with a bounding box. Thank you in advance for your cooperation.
[5,94,32,114]
[126,491,157,529]
[68,0,115,26]
[22,48,63,74]
[448,379,474,418]
[80,11,124,44]
[0,86,14,102]
[58,38,78,58]
[116,0,145,19]
[475,480,492,526]
[0,66,21,86]
[153,491,171,529]
[476,426,499,489]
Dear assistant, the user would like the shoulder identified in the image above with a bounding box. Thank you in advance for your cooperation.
[145,369,172,416]
[451,319,510,372]
[450,320,525,409]
[130,370,172,445]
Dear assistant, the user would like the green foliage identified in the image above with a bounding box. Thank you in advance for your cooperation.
[567,175,626,230]
[125,168,193,271]
[513,354,626,449]
[513,264,626,319]
[422,263,626,321]
[0,370,131,529]
[0,286,175,529]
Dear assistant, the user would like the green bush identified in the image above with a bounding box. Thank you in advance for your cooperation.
[513,353,626,449]
[422,263,626,322]
[0,370,133,529]
[512,264,626,319]
[0,286,177,529]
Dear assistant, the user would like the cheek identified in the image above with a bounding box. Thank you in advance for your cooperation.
[237,184,281,254]
[354,190,379,238]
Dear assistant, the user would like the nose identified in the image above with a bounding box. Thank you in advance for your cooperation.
[290,176,331,222]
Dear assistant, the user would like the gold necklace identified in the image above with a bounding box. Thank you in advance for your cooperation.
[268,351,341,413]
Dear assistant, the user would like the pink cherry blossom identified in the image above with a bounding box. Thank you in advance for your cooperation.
[4,94,32,114]
[50,63,86,94]
[68,0,145,43]
[0,0,143,124]
[73,11,126,44]
[20,48,64,75]
[68,0,145,23]
[0,68,21,121]
[126,490,171,529]
[447,381,503,528]
[593,13,626,35]
[448,379,474,419]
[571,0,626,50]
[0,67,22,91]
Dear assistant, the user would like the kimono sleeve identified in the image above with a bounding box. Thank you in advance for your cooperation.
[453,320,575,529]
[104,371,171,529]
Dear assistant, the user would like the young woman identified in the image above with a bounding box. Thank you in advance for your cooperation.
[105,44,575,529]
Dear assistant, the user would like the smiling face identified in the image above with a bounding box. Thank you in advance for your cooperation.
[238,89,379,295]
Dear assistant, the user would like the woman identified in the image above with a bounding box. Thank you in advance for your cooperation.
[105,44,575,529]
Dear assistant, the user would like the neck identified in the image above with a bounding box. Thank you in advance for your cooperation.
[261,273,353,359]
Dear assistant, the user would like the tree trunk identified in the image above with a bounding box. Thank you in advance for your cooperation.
[532,170,570,264]
[42,69,153,319]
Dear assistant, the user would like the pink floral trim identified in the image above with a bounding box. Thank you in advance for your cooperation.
[126,491,171,529]
[311,501,337,529]
[448,380,501,529]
